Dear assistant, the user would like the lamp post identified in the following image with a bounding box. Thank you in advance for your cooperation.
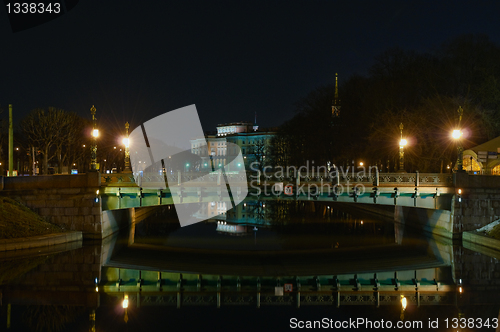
[90,106,99,172]
[452,106,464,172]
[15,147,19,175]
[398,123,407,172]
[123,122,131,173]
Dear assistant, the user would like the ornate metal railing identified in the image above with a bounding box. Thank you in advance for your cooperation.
[101,171,453,187]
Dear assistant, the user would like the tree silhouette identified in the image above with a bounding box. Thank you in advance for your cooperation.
[21,108,87,174]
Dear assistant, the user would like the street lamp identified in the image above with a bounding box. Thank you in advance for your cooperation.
[90,106,99,172]
[452,106,464,172]
[123,122,131,173]
[399,123,407,172]
[15,147,19,175]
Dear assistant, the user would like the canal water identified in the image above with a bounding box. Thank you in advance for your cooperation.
[0,200,499,331]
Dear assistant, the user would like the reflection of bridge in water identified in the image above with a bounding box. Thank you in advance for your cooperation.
[98,216,460,309]
[0,221,498,332]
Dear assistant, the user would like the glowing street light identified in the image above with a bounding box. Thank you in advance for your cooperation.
[452,106,465,172]
[123,122,131,173]
[90,106,99,172]
[398,123,407,172]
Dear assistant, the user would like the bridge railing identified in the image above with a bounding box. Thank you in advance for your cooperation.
[101,171,453,187]
[101,171,248,187]
[253,171,453,187]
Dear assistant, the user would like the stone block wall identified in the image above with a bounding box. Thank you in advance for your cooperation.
[6,187,102,238]
[452,173,500,235]
[0,173,107,239]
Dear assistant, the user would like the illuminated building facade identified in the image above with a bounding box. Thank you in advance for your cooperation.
[191,119,275,171]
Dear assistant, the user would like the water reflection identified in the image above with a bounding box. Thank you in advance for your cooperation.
[0,200,499,331]
[132,200,400,251]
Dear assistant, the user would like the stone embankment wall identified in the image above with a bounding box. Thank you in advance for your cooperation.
[0,173,132,239]
[453,173,500,236]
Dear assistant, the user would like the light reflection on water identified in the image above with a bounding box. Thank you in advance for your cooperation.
[132,200,398,251]
[0,200,499,331]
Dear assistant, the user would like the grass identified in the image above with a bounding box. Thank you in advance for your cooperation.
[487,223,500,240]
[0,196,64,240]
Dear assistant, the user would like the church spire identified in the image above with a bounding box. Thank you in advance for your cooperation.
[332,73,340,117]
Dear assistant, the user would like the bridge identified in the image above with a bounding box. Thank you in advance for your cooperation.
[99,171,455,210]
[1,171,500,240]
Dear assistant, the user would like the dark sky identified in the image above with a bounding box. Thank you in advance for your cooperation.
[2,1,500,135]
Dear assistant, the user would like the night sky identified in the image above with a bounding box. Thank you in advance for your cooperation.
[2,1,500,136]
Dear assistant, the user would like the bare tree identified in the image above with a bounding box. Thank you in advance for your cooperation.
[54,112,87,173]
[0,105,4,174]
[21,108,73,174]
[249,139,268,173]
